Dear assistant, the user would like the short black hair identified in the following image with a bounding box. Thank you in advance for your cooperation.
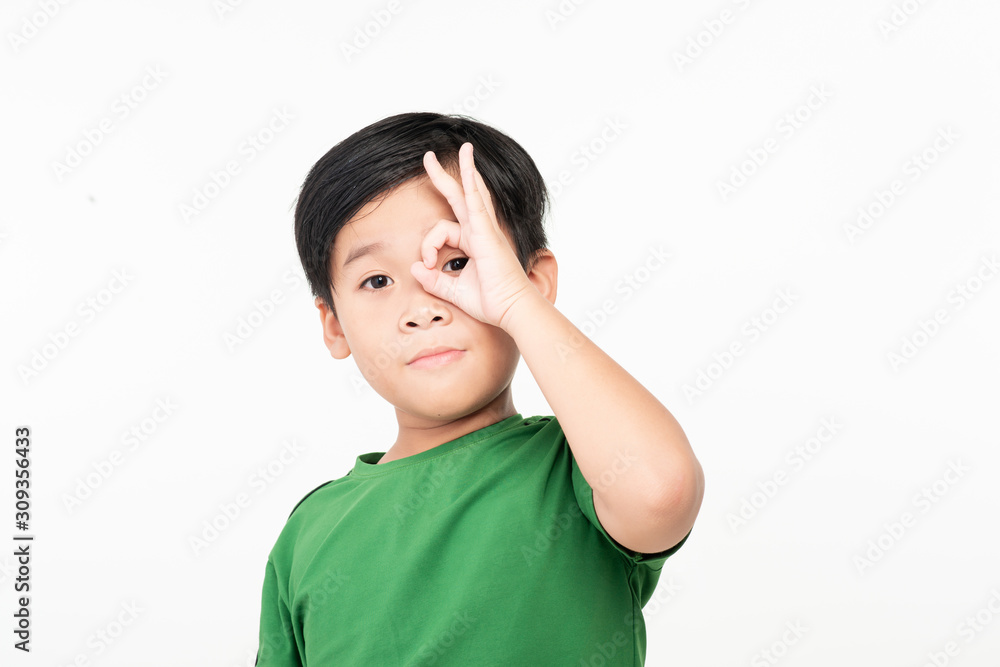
[293,112,550,317]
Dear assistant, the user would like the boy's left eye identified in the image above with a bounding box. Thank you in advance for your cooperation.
[445,257,469,272]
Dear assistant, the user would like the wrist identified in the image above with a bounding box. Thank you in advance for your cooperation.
[499,286,548,336]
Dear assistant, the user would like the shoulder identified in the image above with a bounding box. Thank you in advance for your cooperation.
[287,479,335,518]
[266,471,354,562]
[286,468,356,520]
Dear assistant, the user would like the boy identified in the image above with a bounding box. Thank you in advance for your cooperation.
[256,112,704,665]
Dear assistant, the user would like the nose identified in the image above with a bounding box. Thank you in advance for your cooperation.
[401,285,453,329]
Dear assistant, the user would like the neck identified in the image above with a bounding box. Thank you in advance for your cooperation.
[377,394,516,464]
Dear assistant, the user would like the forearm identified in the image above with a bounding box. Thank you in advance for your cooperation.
[503,290,704,540]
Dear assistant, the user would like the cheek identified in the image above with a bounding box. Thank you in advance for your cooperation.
[352,313,410,369]
[482,330,520,365]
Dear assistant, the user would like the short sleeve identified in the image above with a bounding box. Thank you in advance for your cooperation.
[255,558,303,667]
[568,437,690,570]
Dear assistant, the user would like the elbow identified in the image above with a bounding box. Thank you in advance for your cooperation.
[649,453,705,542]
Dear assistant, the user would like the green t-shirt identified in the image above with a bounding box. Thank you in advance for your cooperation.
[256,413,690,666]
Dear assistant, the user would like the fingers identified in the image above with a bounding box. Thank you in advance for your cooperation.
[424,144,499,233]
[423,150,469,225]
[419,218,462,268]
[410,258,459,303]
[460,143,492,225]
[472,168,499,229]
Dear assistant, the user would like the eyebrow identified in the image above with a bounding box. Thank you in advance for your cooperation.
[342,241,385,271]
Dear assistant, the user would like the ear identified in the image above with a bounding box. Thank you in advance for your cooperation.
[524,250,558,306]
[315,296,352,360]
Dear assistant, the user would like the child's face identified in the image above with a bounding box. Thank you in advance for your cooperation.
[317,175,522,421]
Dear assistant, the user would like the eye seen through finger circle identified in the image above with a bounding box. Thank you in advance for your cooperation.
[446,257,469,272]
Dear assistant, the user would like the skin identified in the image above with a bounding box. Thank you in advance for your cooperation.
[315,154,558,463]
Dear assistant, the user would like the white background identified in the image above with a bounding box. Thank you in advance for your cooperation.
[3,0,999,665]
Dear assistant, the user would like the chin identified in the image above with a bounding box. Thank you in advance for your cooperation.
[399,404,478,423]
[395,389,498,422]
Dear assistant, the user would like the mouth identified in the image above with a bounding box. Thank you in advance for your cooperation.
[407,347,465,369]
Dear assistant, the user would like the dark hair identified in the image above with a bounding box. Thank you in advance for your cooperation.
[293,112,550,316]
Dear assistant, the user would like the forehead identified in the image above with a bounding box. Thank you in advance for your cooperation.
[332,177,452,270]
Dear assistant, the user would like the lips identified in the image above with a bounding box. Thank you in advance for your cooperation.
[408,346,463,365]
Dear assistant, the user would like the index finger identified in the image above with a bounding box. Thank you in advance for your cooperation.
[422,150,470,225]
